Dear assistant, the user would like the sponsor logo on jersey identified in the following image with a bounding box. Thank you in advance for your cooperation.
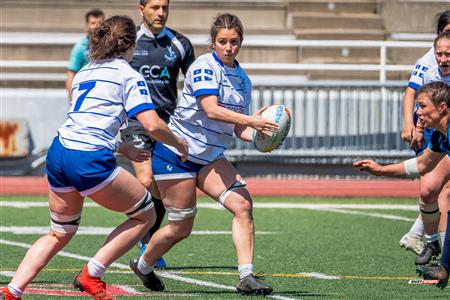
[139,65,171,80]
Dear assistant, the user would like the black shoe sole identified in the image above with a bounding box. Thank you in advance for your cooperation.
[73,270,85,292]
[236,288,273,296]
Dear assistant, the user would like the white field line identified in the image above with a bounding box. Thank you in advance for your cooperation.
[1,201,418,211]
[299,272,340,280]
[0,239,296,300]
[0,227,276,235]
[311,208,416,222]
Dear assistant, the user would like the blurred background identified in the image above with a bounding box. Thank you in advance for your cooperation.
[1,0,449,178]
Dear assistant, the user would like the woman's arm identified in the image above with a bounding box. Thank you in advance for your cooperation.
[199,94,278,132]
[401,87,417,143]
[234,124,253,142]
[353,149,445,178]
[135,110,188,161]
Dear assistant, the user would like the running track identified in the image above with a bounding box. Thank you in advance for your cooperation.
[0,177,419,198]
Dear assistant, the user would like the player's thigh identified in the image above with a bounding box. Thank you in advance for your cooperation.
[48,189,84,215]
[197,158,250,202]
[156,178,197,209]
[89,168,148,212]
[420,157,450,196]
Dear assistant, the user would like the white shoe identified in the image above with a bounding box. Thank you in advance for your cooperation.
[399,233,424,255]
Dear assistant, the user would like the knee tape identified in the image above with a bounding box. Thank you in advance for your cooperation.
[124,191,154,218]
[166,206,197,221]
[50,211,81,234]
[419,199,440,223]
[218,179,247,205]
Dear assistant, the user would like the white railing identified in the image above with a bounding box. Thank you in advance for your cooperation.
[1,32,433,82]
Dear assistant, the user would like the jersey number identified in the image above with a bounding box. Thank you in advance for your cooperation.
[74,81,97,111]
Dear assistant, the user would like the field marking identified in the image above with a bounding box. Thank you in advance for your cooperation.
[0,267,420,282]
[0,239,296,300]
[1,201,418,211]
[0,226,276,235]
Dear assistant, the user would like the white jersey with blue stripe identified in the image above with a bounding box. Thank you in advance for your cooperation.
[408,48,436,91]
[58,58,154,151]
[423,66,450,85]
[165,52,251,165]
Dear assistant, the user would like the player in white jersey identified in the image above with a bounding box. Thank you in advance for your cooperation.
[128,13,277,296]
[0,16,187,300]
[398,11,450,261]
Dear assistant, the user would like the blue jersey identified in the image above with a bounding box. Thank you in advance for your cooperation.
[58,58,154,151]
[68,36,90,72]
[166,52,252,165]
[429,120,450,156]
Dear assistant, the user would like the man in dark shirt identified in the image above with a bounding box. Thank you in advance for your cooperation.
[121,0,195,268]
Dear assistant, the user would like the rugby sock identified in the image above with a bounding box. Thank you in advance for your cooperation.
[238,263,253,280]
[7,283,23,298]
[87,258,106,278]
[440,211,450,272]
[138,256,154,275]
[409,217,424,238]
[440,232,446,247]
[424,233,439,244]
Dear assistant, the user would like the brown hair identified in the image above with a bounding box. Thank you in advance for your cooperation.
[209,13,244,50]
[89,15,136,61]
[417,81,450,108]
[434,30,450,49]
[85,9,105,23]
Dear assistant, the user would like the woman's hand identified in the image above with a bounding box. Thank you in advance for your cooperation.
[175,138,189,162]
[248,107,279,132]
[353,160,383,176]
[410,130,424,152]
[117,141,151,162]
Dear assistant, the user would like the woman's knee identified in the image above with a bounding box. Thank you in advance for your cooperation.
[420,185,442,203]
[48,229,76,245]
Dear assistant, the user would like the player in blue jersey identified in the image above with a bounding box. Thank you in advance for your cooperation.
[399,12,450,263]
[0,16,188,300]
[354,82,450,288]
[65,9,105,102]
[120,0,195,268]
[128,13,277,295]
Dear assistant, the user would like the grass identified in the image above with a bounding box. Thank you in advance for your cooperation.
[0,195,447,299]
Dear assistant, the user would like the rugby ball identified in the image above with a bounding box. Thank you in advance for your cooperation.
[252,104,291,153]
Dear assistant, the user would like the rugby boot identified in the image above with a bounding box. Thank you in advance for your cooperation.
[416,264,449,289]
[0,287,22,300]
[399,233,424,255]
[129,258,165,291]
[73,265,115,300]
[415,240,441,265]
[138,243,167,269]
[236,274,273,296]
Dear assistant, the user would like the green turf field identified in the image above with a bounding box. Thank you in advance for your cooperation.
[0,196,447,299]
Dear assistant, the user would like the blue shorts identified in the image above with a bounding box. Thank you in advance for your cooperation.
[152,142,205,180]
[413,109,433,156]
[46,137,119,196]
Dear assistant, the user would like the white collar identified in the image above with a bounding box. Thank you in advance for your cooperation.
[140,24,168,39]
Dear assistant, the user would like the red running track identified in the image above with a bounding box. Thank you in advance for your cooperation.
[0,176,419,198]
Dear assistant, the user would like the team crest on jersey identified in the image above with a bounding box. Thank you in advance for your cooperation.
[164,46,177,62]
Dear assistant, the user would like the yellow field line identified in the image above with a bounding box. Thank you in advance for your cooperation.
[0,268,417,281]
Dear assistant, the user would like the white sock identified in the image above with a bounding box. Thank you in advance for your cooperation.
[424,233,439,243]
[87,258,106,278]
[138,256,154,275]
[238,263,253,280]
[7,283,23,298]
[409,218,424,238]
[440,232,446,247]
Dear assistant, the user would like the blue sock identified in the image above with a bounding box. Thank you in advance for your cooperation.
[440,210,450,272]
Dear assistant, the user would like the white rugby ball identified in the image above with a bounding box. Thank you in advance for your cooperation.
[252,104,291,153]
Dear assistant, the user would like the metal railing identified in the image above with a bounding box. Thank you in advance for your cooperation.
[226,81,413,160]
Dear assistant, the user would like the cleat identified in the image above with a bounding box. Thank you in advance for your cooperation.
[236,274,273,296]
[154,257,167,269]
[416,264,449,289]
[0,287,22,300]
[129,258,165,291]
[399,233,424,255]
[138,243,167,269]
[415,240,441,265]
[73,265,115,300]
